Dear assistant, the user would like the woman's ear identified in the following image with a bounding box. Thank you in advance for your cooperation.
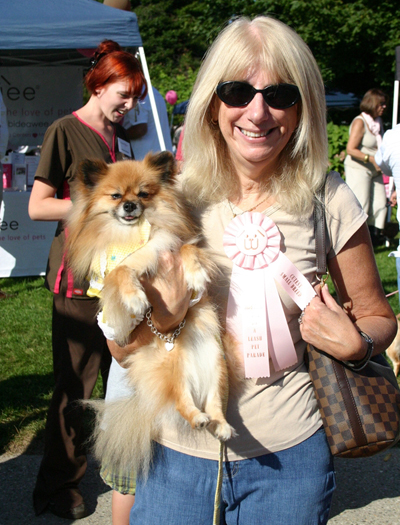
[210,95,220,124]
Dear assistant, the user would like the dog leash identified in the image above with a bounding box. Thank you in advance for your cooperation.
[213,441,225,524]
[212,342,230,525]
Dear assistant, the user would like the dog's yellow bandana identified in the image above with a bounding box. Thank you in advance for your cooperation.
[87,217,151,320]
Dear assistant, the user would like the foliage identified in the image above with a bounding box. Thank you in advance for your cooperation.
[129,0,400,108]
[148,65,198,123]
[327,122,349,176]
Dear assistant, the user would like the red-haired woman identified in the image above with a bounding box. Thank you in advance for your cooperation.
[28,40,147,520]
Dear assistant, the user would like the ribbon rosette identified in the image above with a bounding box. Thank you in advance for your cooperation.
[223,212,316,378]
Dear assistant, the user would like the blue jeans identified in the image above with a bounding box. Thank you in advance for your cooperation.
[130,428,335,525]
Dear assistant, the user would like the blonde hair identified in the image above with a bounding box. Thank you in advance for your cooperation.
[181,16,328,216]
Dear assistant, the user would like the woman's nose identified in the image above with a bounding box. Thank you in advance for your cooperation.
[126,98,137,112]
[247,92,271,122]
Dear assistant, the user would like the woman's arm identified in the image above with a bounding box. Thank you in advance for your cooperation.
[300,222,397,361]
[108,250,192,366]
[28,178,72,221]
[346,118,381,171]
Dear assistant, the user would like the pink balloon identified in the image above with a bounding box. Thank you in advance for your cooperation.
[165,90,178,105]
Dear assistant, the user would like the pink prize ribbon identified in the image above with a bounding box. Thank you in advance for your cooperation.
[223,212,316,378]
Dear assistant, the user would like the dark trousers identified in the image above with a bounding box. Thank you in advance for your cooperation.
[33,279,111,515]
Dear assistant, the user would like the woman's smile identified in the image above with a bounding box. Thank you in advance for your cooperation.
[238,127,272,139]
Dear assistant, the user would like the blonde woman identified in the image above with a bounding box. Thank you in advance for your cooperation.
[109,17,396,525]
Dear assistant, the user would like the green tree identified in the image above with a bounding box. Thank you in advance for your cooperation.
[131,0,400,104]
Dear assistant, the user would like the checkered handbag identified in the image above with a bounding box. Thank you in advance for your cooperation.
[306,344,400,458]
[307,177,400,458]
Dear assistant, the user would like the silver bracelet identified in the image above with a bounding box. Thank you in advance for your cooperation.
[145,307,186,352]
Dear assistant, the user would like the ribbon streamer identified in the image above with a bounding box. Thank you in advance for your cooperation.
[223,212,316,378]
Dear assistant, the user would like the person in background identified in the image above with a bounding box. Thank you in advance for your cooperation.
[28,40,146,521]
[0,91,9,300]
[344,88,387,246]
[123,86,173,159]
[376,123,400,302]
[107,16,396,525]
[0,90,9,210]
[175,124,184,172]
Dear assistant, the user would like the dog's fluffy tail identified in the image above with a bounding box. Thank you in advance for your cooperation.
[85,395,163,480]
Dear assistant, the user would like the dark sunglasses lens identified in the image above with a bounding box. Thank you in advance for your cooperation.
[264,84,299,109]
[217,82,300,108]
[217,83,254,106]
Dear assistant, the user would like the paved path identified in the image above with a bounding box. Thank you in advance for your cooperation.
[1,449,400,524]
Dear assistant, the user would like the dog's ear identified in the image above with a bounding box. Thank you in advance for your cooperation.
[144,151,176,184]
[78,159,108,187]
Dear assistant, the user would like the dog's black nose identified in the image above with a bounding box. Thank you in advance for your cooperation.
[123,202,137,213]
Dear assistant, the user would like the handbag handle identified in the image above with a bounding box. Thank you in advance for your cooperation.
[313,176,328,280]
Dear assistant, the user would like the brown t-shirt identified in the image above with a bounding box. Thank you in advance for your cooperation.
[35,113,132,297]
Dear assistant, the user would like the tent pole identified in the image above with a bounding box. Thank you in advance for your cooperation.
[138,46,166,151]
[392,46,400,128]
[393,81,399,128]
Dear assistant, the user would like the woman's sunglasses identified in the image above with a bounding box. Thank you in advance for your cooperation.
[216,81,300,109]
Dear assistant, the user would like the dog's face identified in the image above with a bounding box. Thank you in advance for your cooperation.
[76,151,177,227]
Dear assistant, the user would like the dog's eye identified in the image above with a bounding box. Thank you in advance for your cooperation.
[138,191,149,199]
[111,193,122,200]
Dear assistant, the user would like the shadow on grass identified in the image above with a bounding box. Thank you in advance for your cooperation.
[0,373,101,456]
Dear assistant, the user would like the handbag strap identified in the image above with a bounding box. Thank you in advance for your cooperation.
[313,174,329,279]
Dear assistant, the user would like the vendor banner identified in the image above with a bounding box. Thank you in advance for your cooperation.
[0,66,83,148]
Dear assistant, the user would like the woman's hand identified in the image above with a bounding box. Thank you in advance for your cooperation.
[107,249,192,365]
[371,156,382,173]
[140,249,192,333]
[299,284,366,361]
[300,222,397,362]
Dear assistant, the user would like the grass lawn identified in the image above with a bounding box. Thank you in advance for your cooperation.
[0,277,104,455]
[0,243,399,456]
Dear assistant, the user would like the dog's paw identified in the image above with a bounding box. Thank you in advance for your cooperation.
[192,412,211,430]
[113,334,130,347]
[121,287,150,315]
[213,421,236,441]
[185,268,209,295]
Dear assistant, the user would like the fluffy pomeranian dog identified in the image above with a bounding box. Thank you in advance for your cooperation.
[65,151,234,476]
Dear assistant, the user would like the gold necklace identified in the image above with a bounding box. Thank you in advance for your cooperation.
[228,195,270,217]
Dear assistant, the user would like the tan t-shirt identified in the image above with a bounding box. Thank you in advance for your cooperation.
[159,172,367,461]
